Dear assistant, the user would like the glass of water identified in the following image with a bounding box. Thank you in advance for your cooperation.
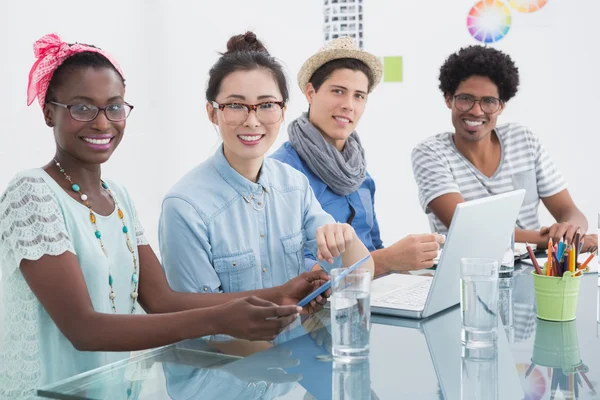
[499,231,514,278]
[460,258,499,348]
[331,268,371,362]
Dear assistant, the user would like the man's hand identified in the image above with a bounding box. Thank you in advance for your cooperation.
[582,234,598,254]
[279,270,331,314]
[540,223,582,247]
[382,233,445,271]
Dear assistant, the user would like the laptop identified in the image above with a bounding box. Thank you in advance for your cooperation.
[371,189,525,319]
[371,307,524,399]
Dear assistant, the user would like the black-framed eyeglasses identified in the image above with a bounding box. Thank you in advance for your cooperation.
[453,94,502,114]
[48,101,134,122]
[211,101,285,126]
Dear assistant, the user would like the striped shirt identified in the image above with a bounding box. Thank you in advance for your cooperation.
[411,123,566,235]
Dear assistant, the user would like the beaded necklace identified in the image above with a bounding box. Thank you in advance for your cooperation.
[54,159,139,314]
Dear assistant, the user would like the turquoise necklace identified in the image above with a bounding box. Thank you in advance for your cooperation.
[54,159,139,314]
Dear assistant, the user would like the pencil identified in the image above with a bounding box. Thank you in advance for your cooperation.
[526,243,543,275]
[558,237,564,260]
[570,245,576,273]
[552,249,560,276]
[547,238,553,276]
[579,253,595,270]
[575,231,581,262]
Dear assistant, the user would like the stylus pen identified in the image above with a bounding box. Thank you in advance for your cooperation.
[297,254,371,307]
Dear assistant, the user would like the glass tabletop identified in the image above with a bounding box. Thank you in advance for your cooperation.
[37,264,600,400]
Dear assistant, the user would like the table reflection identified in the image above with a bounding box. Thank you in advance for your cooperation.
[461,345,498,400]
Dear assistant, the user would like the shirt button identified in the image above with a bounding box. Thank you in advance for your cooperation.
[263,268,267,272]
[260,234,265,239]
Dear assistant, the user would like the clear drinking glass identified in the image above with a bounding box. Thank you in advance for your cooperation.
[499,232,515,278]
[331,268,371,362]
[460,258,499,348]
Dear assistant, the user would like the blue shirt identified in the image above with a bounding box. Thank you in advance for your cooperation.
[159,145,339,295]
[271,142,384,261]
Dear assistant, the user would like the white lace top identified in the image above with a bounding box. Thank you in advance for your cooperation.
[0,169,148,399]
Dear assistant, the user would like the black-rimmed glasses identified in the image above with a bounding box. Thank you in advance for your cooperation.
[211,101,285,126]
[453,94,502,114]
[48,101,134,122]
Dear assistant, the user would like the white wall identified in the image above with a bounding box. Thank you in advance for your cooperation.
[0,0,598,256]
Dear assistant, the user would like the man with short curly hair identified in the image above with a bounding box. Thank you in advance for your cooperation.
[411,45,597,252]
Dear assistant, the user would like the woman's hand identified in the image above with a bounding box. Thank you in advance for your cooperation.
[315,223,356,264]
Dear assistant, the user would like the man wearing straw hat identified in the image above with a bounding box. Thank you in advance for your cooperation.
[411,45,597,253]
[272,37,445,276]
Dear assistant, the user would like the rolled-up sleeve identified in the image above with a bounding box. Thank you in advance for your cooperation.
[159,196,221,294]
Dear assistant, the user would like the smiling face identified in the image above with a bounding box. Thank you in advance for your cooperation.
[305,68,369,151]
[43,67,127,165]
[207,68,284,164]
[445,75,504,143]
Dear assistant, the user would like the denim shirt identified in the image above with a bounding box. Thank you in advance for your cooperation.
[271,142,384,268]
[159,145,339,295]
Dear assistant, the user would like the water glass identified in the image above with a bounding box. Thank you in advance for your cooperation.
[331,268,371,362]
[499,232,515,277]
[460,258,499,348]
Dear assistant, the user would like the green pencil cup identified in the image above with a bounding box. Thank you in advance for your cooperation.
[532,319,581,375]
[531,268,581,321]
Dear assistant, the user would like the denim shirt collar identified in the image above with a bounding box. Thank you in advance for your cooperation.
[211,145,270,201]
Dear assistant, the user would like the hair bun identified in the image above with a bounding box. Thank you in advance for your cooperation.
[225,31,269,55]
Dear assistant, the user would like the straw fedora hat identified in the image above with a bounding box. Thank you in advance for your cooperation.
[297,36,383,93]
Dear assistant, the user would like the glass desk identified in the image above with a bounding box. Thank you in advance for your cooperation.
[38,264,600,399]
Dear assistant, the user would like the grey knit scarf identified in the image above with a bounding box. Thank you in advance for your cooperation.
[288,113,367,196]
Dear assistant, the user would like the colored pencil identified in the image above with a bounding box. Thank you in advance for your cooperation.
[526,243,542,275]
[575,231,581,263]
[558,237,564,260]
[579,253,595,270]
[547,238,553,276]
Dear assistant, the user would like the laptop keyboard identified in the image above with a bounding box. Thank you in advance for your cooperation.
[376,280,432,309]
